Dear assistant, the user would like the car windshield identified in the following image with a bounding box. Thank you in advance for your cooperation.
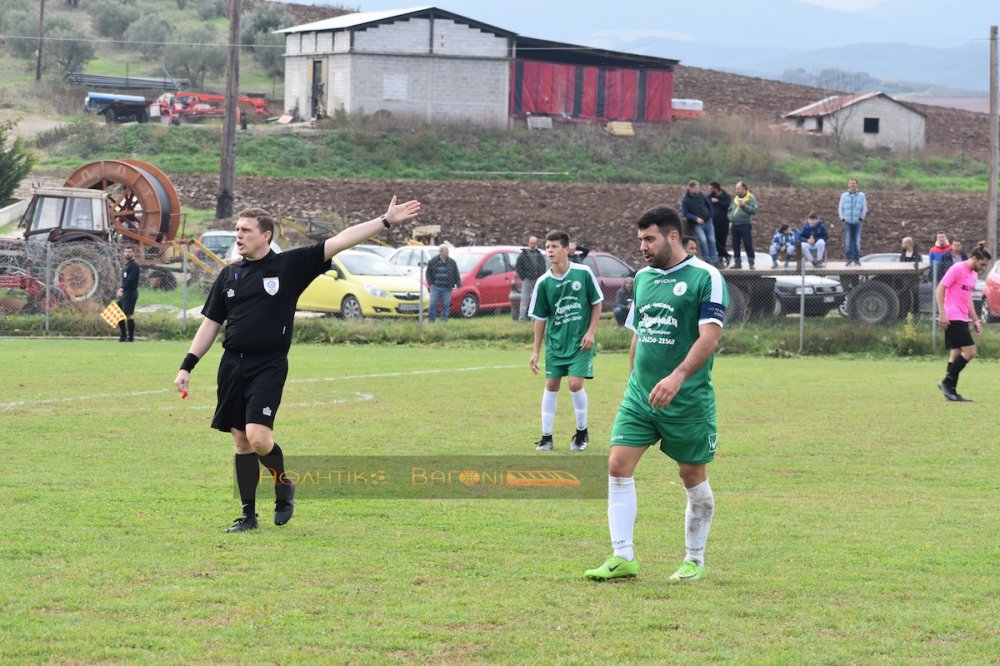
[202,234,235,254]
[339,253,405,276]
[453,251,486,273]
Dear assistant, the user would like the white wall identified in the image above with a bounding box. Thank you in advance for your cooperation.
[831,97,926,151]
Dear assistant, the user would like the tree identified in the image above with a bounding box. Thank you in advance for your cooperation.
[48,23,96,73]
[240,4,292,87]
[0,120,36,203]
[163,24,226,89]
[88,0,142,39]
[124,12,174,60]
[815,69,866,151]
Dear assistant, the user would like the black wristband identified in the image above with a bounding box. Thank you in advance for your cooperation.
[180,353,199,373]
[381,215,391,229]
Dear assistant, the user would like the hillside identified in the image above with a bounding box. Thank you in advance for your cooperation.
[672,65,990,157]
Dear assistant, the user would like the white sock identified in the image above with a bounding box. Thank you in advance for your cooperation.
[684,479,714,566]
[609,476,636,561]
[571,388,588,430]
[541,389,558,436]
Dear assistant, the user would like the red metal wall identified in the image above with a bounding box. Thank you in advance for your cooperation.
[511,60,673,122]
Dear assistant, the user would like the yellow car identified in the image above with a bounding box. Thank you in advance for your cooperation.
[298,250,428,319]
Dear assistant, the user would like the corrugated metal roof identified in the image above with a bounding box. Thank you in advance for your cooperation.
[275,6,514,38]
[784,92,925,118]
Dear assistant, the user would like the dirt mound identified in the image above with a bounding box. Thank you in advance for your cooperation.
[171,174,991,266]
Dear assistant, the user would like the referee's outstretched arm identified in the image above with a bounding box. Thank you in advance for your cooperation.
[323,196,422,261]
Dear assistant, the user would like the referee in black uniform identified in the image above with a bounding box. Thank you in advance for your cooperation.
[116,246,140,342]
[174,197,422,532]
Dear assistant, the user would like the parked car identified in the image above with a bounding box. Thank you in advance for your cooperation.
[354,244,394,258]
[430,246,520,318]
[194,230,236,260]
[298,251,428,319]
[386,245,437,277]
[224,238,282,263]
[979,260,1000,322]
[858,253,984,314]
[734,253,845,316]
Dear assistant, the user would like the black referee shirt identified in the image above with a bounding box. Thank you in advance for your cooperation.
[121,259,140,292]
[202,243,331,354]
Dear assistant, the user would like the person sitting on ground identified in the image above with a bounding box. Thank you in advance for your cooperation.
[798,213,828,267]
[769,224,798,268]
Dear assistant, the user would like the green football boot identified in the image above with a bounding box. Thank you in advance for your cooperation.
[584,555,638,580]
[669,560,706,582]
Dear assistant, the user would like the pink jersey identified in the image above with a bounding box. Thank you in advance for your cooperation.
[940,261,977,321]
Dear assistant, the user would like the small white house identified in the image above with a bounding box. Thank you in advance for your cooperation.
[783,92,926,152]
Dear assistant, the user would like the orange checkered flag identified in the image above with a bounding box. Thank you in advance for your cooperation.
[100,301,126,328]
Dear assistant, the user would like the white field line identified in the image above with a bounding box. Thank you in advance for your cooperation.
[0,365,520,412]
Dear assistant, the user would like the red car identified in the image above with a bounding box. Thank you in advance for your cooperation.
[427,246,522,318]
[981,260,1000,322]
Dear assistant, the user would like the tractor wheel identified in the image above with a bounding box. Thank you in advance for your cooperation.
[51,243,120,303]
[725,287,748,324]
[22,286,68,314]
[146,266,177,291]
[846,281,900,325]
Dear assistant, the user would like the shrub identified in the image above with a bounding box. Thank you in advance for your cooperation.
[0,120,35,202]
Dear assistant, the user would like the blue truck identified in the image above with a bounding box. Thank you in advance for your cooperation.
[84,92,152,123]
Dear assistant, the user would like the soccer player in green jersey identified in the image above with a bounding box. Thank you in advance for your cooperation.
[585,205,728,582]
[529,230,604,451]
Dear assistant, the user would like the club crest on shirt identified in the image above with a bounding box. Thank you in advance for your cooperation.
[263,277,280,296]
[571,280,581,291]
[673,282,688,296]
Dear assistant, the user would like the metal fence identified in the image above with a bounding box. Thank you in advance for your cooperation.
[1,239,966,350]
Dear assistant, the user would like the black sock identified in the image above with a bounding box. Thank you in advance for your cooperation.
[234,453,260,516]
[945,361,955,387]
[952,356,969,389]
[118,320,127,339]
[127,319,135,340]
[258,442,289,488]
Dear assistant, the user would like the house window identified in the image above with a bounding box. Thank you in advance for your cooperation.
[863,117,880,134]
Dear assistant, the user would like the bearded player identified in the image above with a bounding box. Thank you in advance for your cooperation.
[586,205,728,582]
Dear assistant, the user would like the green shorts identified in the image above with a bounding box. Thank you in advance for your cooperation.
[545,349,595,379]
[609,400,717,465]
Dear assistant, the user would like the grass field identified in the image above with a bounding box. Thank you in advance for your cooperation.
[2,339,998,664]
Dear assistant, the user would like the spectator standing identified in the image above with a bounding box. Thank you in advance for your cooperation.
[425,244,460,322]
[936,242,991,402]
[728,181,758,269]
[682,236,699,256]
[838,178,868,265]
[116,246,140,342]
[708,182,732,267]
[680,180,720,266]
[927,231,953,283]
[898,236,922,316]
[515,236,547,322]
[768,224,798,268]
[613,277,634,326]
[937,240,967,276]
[798,213,829,267]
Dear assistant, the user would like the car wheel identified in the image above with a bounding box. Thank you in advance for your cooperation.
[341,295,363,320]
[773,299,784,316]
[980,299,996,324]
[846,281,899,325]
[459,293,479,318]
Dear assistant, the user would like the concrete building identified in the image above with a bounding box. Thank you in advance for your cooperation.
[783,92,926,152]
[277,6,678,128]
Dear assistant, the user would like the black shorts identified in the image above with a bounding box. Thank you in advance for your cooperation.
[944,321,974,349]
[211,351,288,433]
[117,290,138,316]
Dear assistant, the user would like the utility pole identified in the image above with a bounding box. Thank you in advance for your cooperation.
[988,26,998,261]
[35,0,46,81]
[216,0,241,220]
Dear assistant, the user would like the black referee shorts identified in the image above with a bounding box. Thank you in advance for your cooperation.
[118,290,138,316]
[211,351,288,433]
[944,321,974,350]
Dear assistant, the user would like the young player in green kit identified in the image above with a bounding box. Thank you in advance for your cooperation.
[528,230,604,451]
[585,205,728,582]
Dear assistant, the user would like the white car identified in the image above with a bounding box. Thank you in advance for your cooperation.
[224,239,282,263]
[386,246,437,277]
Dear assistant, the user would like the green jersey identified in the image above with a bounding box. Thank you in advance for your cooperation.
[530,263,603,363]
[623,256,728,422]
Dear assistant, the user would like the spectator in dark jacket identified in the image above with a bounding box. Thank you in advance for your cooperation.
[515,236,547,321]
[937,240,967,276]
[613,277,633,326]
[798,213,829,267]
[708,182,732,266]
[425,244,460,322]
[681,180,720,265]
